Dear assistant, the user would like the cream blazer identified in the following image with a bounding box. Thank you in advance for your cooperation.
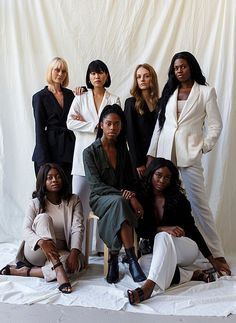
[16,195,84,262]
[67,89,120,176]
[147,82,222,167]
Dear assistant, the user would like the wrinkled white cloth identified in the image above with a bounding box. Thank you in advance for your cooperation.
[1,243,236,316]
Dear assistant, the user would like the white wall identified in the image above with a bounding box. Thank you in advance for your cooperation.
[0,0,235,254]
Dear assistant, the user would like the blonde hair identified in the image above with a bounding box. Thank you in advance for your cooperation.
[46,57,69,87]
[130,63,159,115]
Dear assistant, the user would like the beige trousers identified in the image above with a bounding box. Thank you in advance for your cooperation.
[24,213,84,281]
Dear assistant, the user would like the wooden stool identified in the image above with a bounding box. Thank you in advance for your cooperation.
[85,211,139,276]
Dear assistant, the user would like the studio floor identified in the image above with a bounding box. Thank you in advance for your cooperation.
[1,242,236,322]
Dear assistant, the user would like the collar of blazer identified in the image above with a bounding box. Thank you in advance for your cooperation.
[87,89,111,118]
[167,82,200,124]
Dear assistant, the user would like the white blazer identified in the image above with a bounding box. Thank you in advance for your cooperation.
[67,89,120,176]
[147,82,222,167]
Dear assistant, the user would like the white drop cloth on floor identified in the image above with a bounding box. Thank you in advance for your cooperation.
[0,243,236,316]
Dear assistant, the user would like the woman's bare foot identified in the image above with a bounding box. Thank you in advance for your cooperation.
[214,257,231,276]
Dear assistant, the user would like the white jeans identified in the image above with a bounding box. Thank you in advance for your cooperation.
[24,213,83,281]
[72,175,104,253]
[179,160,224,258]
[139,232,199,291]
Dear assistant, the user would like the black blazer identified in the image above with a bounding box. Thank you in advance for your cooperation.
[124,97,157,168]
[32,86,75,166]
[137,192,212,259]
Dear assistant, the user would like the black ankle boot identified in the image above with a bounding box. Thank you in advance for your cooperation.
[125,247,146,282]
[106,253,119,284]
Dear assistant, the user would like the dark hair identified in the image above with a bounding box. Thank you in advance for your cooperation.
[96,104,126,145]
[158,51,207,129]
[86,60,111,89]
[32,163,71,212]
[145,158,184,208]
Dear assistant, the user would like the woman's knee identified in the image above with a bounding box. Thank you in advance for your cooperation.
[154,231,172,243]
[112,195,127,206]
[153,232,175,253]
[34,213,52,224]
[32,213,54,235]
[174,237,199,266]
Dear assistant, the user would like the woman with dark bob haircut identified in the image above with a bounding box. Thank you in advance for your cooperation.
[67,60,120,255]
[83,104,146,284]
[127,158,223,305]
[147,51,230,274]
[0,163,84,294]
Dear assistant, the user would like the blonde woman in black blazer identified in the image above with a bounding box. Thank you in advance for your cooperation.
[32,57,75,189]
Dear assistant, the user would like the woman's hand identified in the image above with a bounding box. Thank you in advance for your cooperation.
[66,249,81,273]
[74,86,87,96]
[136,165,146,178]
[146,155,155,168]
[157,226,185,237]
[121,190,135,200]
[130,197,144,219]
[71,113,85,121]
[208,256,231,276]
[37,239,58,259]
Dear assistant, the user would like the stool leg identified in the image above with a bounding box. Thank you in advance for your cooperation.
[85,218,90,268]
[133,230,138,257]
[104,244,109,276]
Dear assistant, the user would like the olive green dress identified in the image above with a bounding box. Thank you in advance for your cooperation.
[83,138,138,251]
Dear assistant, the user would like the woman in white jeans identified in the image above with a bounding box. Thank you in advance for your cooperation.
[147,52,230,273]
[128,158,228,304]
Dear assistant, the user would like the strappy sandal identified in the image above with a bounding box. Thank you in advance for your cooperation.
[0,264,31,277]
[51,261,72,294]
[192,268,219,283]
[58,282,72,294]
[127,287,145,305]
[203,268,219,282]
[0,265,11,275]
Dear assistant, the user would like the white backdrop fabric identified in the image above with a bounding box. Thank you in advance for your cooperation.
[0,0,236,255]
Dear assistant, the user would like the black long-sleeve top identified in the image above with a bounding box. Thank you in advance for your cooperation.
[124,97,157,168]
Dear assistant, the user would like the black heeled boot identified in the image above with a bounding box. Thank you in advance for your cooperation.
[106,252,119,284]
[125,247,146,282]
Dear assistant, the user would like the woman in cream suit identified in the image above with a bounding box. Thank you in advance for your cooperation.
[67,60,120,253]
[0,164,84,294]
[147,52,230,274]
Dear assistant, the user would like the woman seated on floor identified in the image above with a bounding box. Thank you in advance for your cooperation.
[83,104,146,284]
[0,163,85,294]
[127,158,230,304]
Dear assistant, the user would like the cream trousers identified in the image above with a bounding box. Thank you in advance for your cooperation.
[179,160,224,258]
[139,232,200,291]
[24,213,83,281]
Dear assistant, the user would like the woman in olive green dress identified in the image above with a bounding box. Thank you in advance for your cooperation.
[83,104,146,284]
